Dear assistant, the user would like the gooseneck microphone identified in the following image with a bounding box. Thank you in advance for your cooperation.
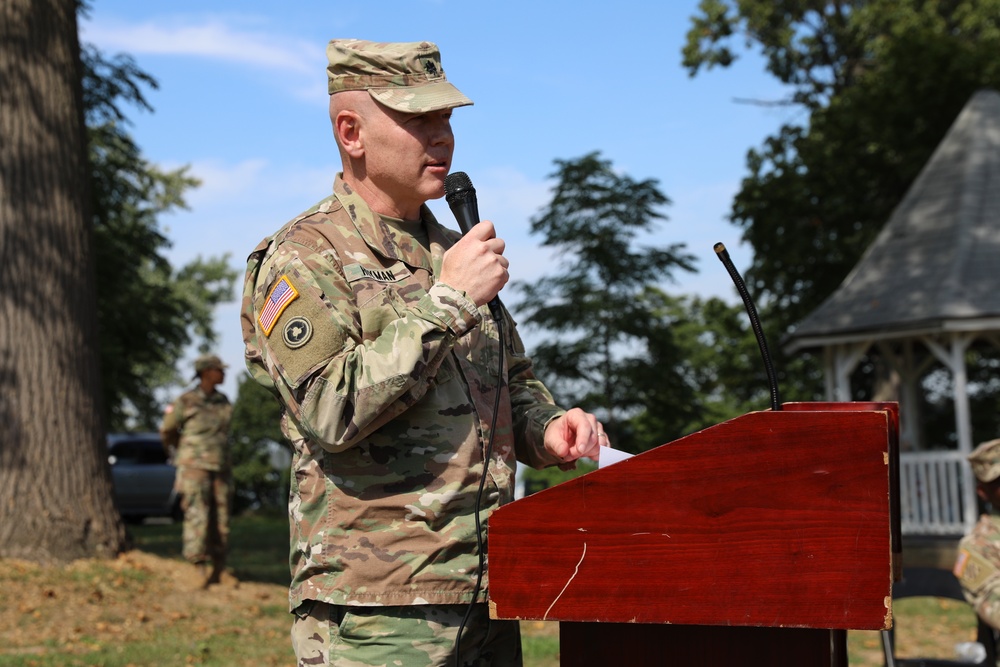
[444,171,503,322]
[714,242,782,412]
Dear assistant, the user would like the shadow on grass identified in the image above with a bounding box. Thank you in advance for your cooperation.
[127,509,290,586]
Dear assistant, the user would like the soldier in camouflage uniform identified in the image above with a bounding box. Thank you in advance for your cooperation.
[160,353,233,588]
[241,39,608,666]
[955,438,1000,627]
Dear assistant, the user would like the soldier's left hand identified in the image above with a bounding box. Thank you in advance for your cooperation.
[543,408,608,468]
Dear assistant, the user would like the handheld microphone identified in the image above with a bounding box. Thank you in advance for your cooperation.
[444,171,503,322]
[444,171,480,235]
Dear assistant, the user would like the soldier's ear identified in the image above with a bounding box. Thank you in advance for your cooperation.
[334,110,365,159]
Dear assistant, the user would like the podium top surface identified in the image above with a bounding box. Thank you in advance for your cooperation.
[488,403,897,631]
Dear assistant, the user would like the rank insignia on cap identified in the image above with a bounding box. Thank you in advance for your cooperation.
[259,276,299,336]
[283,316,312,349]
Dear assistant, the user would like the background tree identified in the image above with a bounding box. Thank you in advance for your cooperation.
[0,0,126,560]
[229,373,289,513]
[683,0,1000,403]
[514,152,700,453]
[83,44,237,431]
[670,295,779,424]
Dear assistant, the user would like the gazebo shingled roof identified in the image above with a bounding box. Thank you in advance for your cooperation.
[786,88,1000,353]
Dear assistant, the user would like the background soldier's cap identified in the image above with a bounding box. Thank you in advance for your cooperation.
[326,39,473,113]
[193,354,228,375]
[968,438,1000,483]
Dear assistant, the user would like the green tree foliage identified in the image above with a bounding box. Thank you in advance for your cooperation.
[520,458,595,497]
[229,372,290,512]
[683,0,1000,399]
[672,296,772,420]
[82,44,238,430]
[514,152,704,452]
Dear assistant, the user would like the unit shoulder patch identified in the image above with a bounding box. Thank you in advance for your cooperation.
[283,316,313,349]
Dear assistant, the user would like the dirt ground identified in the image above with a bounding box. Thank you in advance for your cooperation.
[0,551,293,665]
[0,549,942,667]
[0,551,560,666]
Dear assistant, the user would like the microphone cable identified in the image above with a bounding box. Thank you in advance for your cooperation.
[443,171,509,663]
[454,313,505,667]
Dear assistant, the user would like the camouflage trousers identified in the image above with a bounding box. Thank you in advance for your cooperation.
[176,467,231,566]
[290,601,523,667]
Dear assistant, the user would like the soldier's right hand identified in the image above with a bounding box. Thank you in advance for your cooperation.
[439,220,509,307]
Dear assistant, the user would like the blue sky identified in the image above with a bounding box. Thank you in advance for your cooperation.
[79,1,799,400]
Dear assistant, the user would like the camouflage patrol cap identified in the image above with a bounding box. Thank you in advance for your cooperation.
[193,354,227,376]
[969,438,1000,483]
[326,39,473,113]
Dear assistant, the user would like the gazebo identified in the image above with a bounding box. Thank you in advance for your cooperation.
[785,89,1000,536]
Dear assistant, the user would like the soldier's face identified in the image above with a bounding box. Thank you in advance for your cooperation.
[979,479,1000,508]
[360,101,455,219]
[203,367,224,386]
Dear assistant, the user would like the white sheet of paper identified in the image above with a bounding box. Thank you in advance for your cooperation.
[598,446,634,469]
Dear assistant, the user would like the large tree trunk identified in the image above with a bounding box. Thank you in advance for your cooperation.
[0,0,126,560]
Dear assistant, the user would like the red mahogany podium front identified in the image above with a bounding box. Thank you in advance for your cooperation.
[488,402,899,667]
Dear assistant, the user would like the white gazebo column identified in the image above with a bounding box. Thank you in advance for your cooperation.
[827,342,871,402]
[924,333,977,531]
[898,340,926,451]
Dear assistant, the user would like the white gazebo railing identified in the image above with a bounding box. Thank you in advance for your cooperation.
[817,334,989,538]
[898,450,978,536]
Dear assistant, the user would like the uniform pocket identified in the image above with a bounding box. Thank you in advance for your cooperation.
[357,285,407,343]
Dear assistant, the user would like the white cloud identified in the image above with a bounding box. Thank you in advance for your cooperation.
[185,158,269,200]
[81,17,323,76]
[476,167,553,224]
[160,158,336,210]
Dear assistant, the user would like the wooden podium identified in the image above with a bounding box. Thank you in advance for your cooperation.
[488,402,899,667]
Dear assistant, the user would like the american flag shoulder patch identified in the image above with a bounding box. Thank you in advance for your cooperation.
[258,275,299,336]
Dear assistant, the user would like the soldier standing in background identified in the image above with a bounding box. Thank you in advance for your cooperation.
[955,438,1000,628]
[160,353,233,588]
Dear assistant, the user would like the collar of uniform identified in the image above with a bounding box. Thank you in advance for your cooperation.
[332,174,452,272]
[196,386,219,400]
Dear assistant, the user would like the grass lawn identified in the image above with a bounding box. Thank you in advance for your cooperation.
[131,511,291,586]
[0,512,982,666]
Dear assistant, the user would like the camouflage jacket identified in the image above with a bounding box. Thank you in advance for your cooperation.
[241,175,566,610]
[955,514,1000,629]
[159,387,232,472]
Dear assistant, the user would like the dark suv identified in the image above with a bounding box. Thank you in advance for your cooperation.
[107,432,181,523]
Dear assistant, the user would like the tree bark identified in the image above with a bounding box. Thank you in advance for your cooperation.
[0,0,126,560]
